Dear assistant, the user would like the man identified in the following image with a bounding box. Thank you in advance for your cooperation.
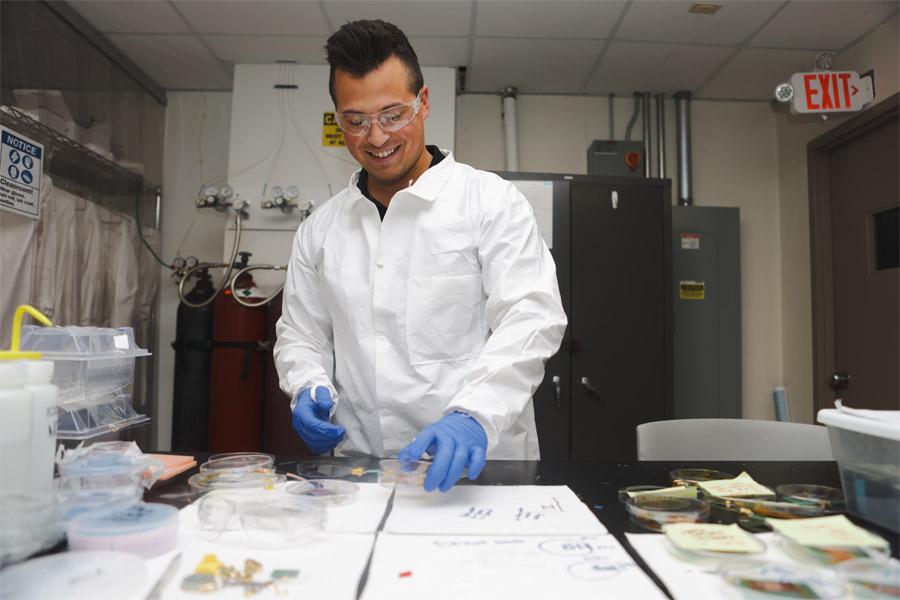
[273,19,566,493]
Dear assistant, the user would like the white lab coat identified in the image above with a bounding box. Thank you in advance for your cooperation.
[274,150,567,459]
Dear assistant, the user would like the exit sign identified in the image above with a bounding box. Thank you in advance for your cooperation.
[790,71,874,114]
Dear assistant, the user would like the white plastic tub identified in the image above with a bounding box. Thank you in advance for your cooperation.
[817,407,900,534]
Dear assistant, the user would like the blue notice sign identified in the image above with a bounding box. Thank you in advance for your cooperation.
[1,126,44,219]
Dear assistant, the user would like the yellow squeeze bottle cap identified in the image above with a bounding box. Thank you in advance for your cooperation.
[0,305,52,360]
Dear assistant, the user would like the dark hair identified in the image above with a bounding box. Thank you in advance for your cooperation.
[325,20,424,105]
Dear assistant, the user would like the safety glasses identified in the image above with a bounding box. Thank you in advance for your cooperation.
[335,88,424,136]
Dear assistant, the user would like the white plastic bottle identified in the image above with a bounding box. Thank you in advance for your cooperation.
[23,360,58,493]
[0,361,32,495]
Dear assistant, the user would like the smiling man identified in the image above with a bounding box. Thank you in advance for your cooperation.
[273,20,567,492]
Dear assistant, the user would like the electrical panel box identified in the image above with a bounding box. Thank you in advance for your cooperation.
[672,205,742,419]
[587,140,645,177]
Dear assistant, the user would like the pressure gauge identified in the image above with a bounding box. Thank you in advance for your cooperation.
[219,184,234,199]
[204,185,218,199]
[232,197,248,211]
[285,186,299,200]
[274,195,286,206]
[172,257,186,270]
[270,186,283,199]
[185,256,199,269]
[297,198,312,211]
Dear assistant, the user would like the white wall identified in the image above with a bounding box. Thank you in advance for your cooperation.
[156,91,232,450]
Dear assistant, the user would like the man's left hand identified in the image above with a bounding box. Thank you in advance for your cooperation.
[397,412,487,492]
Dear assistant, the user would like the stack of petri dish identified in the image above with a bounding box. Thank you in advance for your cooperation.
[189,453,284,495]
[0,492,63,567]
[54,453,150,520]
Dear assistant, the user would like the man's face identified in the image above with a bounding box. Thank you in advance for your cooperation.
[333,56,430,189]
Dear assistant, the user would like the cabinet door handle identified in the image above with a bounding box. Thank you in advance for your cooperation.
[552,375,561,410]
[581,377,604,401]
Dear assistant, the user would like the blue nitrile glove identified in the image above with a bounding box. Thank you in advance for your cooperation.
[291,386,346,454]
[398,412,487,493]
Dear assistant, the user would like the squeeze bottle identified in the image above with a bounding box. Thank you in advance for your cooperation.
[0,361,32,494]
[24,360,58,492]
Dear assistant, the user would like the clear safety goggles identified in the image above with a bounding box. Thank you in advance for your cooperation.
[335,88,424,136]
[197,492,325,547]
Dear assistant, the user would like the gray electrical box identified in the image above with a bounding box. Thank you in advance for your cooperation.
[587,140,645,177]
[672,205,742,419]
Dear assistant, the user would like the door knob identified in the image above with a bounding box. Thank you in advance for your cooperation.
[581,377,604,401]
[829,369,850,390]
[552,375,561,410]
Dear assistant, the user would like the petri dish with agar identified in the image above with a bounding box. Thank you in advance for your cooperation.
[669,469,734,487]
[835,558,900,599]
[717,560,845,599]
[66,502,179,559]
[201,452,275,474]
[773,530,891,566]
[286,480,360,507]
[378,459,429,491]
[188,470,285,493]
[617,485,666,503]
[624,494,710,531]
[664,525,767,563]
[775,484,846,514]
[294,458,356,479]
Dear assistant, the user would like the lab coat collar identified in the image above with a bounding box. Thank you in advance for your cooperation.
[344,148,455,215]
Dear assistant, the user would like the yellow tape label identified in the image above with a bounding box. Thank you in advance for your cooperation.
[680,281,705,300]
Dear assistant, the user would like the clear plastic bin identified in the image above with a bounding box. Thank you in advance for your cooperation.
[818,408,900,534]
[56,395,149,440]
[18,325,150,404]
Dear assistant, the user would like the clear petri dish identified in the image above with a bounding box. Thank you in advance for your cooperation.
[201,453,275,474]
[775,484,846,514]
[294,458,356,479]
[706,495,825,519]
[285,480,360,507]
[834,558,900,599]
[239,497,326,547]
[774,531,891,566]
[624,494,710,531]
[717,559,845,599]
[188,470,285,492]
[378,459,430,491]
[617,485,666,503]
[669,469,735,487]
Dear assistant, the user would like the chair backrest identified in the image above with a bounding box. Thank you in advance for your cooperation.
[636,418,834,461]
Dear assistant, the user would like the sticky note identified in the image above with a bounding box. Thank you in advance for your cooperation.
[767,514,889,548]
[698,472,775,498]
[627,486,697,500]
[664,523,764,553]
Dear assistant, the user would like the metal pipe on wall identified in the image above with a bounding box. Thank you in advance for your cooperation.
[501,87,519,171]
[674,90,693,206]
[656,93,666,179]
[608,93,615,139]
[642,92,652,178]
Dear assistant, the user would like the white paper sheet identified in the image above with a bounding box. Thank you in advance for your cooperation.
[361,532,667,600]
[625,532,822,600]
[384,485,607,535]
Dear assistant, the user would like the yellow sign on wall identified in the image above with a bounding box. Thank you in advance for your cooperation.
[680,281,705,300]
[322,112,346,147]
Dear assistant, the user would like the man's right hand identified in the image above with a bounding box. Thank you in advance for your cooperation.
[292,386,346,454]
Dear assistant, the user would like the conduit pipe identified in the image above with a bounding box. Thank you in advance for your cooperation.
[501,87,519,171]
[642,92,652,178]
[656,93,666,179]
[624,92,640,141]
[608,93,615,139]
[674,91,693,206]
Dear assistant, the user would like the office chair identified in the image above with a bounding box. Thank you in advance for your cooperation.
[636,418,834,461]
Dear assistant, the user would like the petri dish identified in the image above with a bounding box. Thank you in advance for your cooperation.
[188,470,285,492]
[664,530,767,562]
[201,453,275,474]
[617,485,665,503]
[669,469,734,487]
[294,458,356,479]
[775,484,846,514]
[624,494,710,531]
[66,502,179,559]
[835,558,900,599]
[378,459,430,491]
[706,495,825,519]
[239,497,326,547]
[285,480,360,507]
[774,531,891,566]
[717,559,845,599]
[0,550,146,599]
[0,492,64,567]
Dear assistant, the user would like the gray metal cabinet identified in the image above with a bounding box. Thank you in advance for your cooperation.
[498,173,673,460]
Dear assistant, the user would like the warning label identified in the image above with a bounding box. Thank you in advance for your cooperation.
[680,281,705,300]
[681,234,700,250]
[322,112,346,147]
[1,126,43,219]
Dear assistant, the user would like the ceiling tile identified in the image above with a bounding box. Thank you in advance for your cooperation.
[408,36,470,68]
[171,1,329,35]
[323,1,472,36]
[698,47,823,100]
[67,1,190,34]
[105,34,233,89]
[204,35,328,64]
[469,38,605,94]
[616,0,780,45]
[752,1,899,50]
[583,41,734,96]
[474,0,627,38]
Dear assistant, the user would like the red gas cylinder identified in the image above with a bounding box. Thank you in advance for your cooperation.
[207,254,268,452]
